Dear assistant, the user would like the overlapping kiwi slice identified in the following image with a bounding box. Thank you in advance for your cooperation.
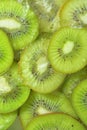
[26,113,86,130]
[59,0,87,28]
[62,66,87,99]
[0,1,39,50]
[28,0,67,32]
[19,33,66,93]
[0,62,30,113]
[72,79,87,126]
[19,91,77,128]
[0,29,14,75]
[0,111,17,130]
[48,27,87,74]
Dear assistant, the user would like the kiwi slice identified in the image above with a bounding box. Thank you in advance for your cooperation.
[62,66,87,99]
[19,91,77,128]
[0,1,39,50]
[48,27,87,74]
[0,29,14,75]
[19,33,66,93]
[0,62,30,113]
[0,111,17,130]
[28,0,67,32]
[72,79,87,126]
[25,113,86,130]
[59,0,87,28]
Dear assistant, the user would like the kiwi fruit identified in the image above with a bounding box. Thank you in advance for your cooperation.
[19,91,77,128]
[0,62,30,113]
[26,113,86,130]
[19,33,66,94]
[28,0,67,32]
[0,1,39,50]
[59,0,87,28]
[62,66,87,99]
[72,79,87,126]
[0,29,14,75]
[0,111,17,130]
[48,27,87,74]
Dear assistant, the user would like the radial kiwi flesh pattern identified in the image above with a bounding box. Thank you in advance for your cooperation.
[0,0,87,130]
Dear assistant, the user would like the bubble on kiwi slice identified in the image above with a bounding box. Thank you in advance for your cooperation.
[59,0,87,28]
[19,33,66,94]
[48,27,87,74]
[62,66,87,99]
[0,29,14,75]
[19,91,77,129]
[0,111,17,130]
[0,1,39,50]
[28,0,67,32]
[72,79,87,126]
[0,62,30,113]
[25,113,86,130]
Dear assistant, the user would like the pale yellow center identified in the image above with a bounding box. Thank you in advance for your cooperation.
[36,106,51,115]
[63,41,74,54]
[37,57,48,74]
[0,19,21,30]
[0,77,11,94]
[79,13,87,24]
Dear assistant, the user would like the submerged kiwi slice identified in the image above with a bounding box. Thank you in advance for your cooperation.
[19,33,66,93]
[0,1,39,50]
[48,27,87,74]
[62,66,87,99]
[0,111,17,130]
[26,113,86,130]
[60,0,87,28]
[28,0,67,32]
[0,62,30,113]
[72,79,87,126]
[19,91,77,128]
[0,29,13,75]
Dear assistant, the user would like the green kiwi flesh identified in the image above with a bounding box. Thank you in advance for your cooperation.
[0,29,14,75]
[0,1,39,50]
[72,79,87,126]
[19,91,77,128]
[48,27,87,74]
[19,33,66,93]
[60,0,87,28]
[28,0,67,32]
[0,62,30,113]
[0,111,17,130]
[62,66,87,99]
[26,113,86,130]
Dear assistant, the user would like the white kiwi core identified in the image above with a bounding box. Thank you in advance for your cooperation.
[37,57,49,74]
[79,13,87,24]
[36,106,51,115]
[0,19,21,30]
[63,41,74,54]
[0,77,12,94]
